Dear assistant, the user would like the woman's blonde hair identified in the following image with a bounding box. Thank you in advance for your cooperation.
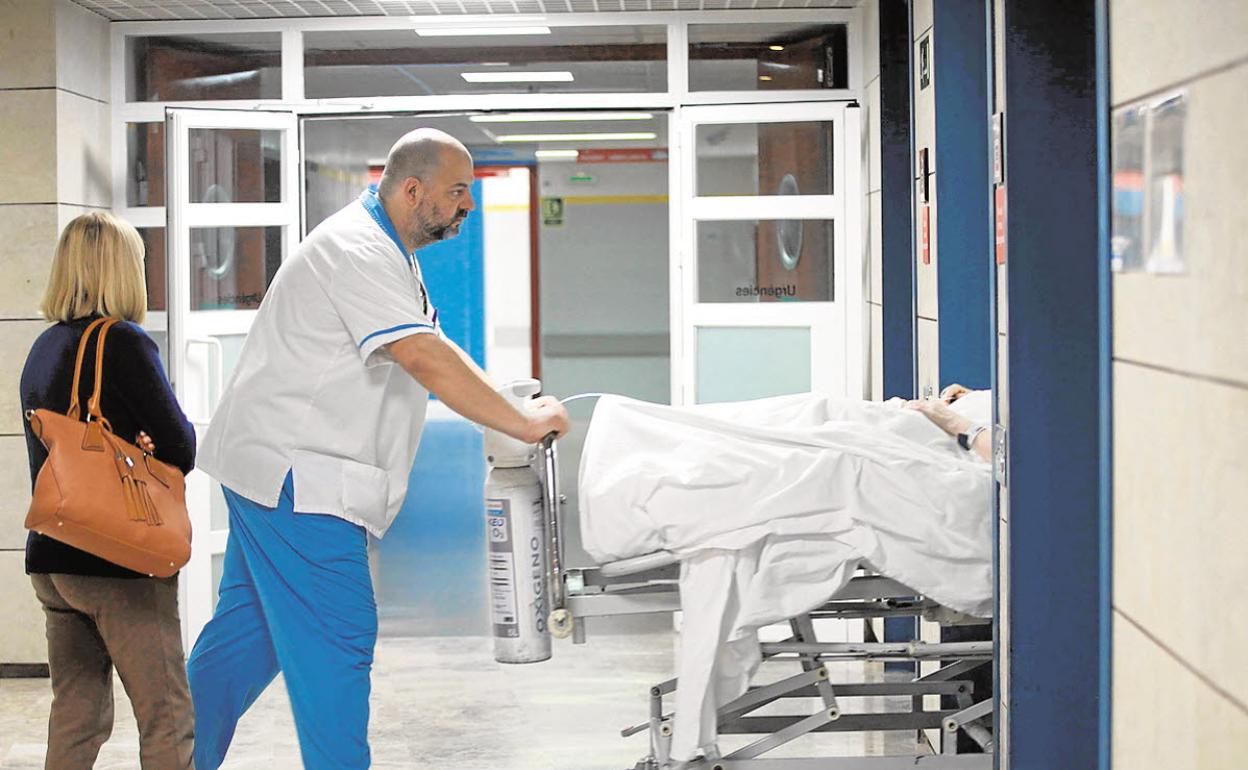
[41,212,148,324]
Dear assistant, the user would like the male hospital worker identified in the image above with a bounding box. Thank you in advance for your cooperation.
[186,129,570,769]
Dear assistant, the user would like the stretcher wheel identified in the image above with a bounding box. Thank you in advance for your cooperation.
[549,609,574,639]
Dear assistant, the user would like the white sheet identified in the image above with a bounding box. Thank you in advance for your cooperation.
[578,393,993,762]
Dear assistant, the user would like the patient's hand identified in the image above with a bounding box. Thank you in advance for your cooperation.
[939,383,971,404]
[906,398,973,438]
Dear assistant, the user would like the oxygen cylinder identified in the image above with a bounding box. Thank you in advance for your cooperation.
[483,380,551,664]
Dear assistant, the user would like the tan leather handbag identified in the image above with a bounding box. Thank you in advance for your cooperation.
[24,317,192,578]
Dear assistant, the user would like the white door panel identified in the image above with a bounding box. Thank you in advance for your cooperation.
[165,108,299,647]
[672,101,864,406]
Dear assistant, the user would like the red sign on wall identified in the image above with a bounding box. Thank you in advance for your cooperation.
[920,204,931,265]
[575,148,669,164]
[995,185,1007,265]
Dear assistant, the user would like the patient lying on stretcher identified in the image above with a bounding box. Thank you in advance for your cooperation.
[577,386,995,763]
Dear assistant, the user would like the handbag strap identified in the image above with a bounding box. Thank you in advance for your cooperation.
[85,318,119,421]
[67,318,109,420]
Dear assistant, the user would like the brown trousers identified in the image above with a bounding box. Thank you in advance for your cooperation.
[31,573,195,770]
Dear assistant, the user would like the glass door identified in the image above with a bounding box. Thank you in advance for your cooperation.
[164,108,300,644]
[671,101,864,406]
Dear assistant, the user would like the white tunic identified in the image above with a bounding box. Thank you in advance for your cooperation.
[198,189,440,537]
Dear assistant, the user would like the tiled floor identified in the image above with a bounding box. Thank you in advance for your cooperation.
[1,633,926,770]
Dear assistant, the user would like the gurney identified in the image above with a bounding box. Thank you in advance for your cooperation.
[521,392,996,768]
[560,550,993,769]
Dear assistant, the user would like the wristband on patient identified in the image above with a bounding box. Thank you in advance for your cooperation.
[957,424,990,451]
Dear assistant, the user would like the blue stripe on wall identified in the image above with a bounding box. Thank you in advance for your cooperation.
[934,0,992,390]
[377,179,489,637]
[415,179,486,366]
[880,0,916,401]
[1000,3,1106,767]
[880,0,919,665]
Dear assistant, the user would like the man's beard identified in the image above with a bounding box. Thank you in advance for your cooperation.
[419,210,467,243]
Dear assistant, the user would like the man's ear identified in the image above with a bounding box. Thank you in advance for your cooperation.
[404,176,424,204]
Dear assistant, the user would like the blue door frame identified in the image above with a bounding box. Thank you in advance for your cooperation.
[991,2,1112,768]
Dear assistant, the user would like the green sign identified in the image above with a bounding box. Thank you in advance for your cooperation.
[541,197,565,227]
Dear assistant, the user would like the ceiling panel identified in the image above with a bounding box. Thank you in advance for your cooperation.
[73,0,860,20]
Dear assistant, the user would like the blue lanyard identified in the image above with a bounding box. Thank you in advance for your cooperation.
[359,186,414,269]
[359,187,436,321]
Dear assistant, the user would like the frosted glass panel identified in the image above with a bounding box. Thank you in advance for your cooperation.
[697,326,811,404]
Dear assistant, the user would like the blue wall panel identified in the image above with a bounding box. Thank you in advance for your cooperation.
[880,0,916,401]
[934,0,992,390]
[998,3,1108,767]
[377,179,489,636]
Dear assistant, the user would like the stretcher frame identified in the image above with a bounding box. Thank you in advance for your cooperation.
[539,439,996,770]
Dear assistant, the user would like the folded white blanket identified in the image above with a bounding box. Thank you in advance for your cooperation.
[578,393,993,762]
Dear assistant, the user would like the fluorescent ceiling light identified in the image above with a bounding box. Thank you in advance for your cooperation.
[496,132,658,143]
[535,149,580,160]
[471,112,654,123]
[417,26,551,36]
[462,71,574,83]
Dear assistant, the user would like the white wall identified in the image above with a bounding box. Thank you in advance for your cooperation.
[537,157,669,572]
[482,169,533,385]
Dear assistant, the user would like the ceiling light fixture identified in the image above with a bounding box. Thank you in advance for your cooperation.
[769,45,785,51]
[417,26,552,36]
[471,112,654,123]
[496,132,658,143]
[462,71,575,83]
[759,75,774,82]
[535,150,580,160]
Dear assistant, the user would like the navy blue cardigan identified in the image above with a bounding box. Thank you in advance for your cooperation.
[20,315,196,578]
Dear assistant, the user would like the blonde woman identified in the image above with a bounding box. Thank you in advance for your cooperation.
[19,212,196,769]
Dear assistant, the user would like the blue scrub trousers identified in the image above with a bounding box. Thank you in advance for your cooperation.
[187,474,377,770]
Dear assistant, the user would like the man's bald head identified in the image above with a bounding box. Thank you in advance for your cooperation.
[377,128,470,198]
[375,128,477,252]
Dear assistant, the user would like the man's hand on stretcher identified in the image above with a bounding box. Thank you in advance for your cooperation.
[387,333,570,444]
[905,387,992,463]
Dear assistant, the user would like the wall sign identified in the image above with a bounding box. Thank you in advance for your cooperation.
[1111,91,1187,275]
[1145,92,1187,274]
[921,204,931,265]
[919,35,931,90]
[992,112,1005,185]
[576,148,668,164]
[540,197,565,227]
[995,185,1007,265]
[918,147,930,203]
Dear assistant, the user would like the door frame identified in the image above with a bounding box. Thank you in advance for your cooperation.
[164,106,301,645]
[670,101,865,406]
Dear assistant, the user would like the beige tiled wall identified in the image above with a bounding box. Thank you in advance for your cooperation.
[1114,615,1248,770]
[0,0,56,90]
[1110,1,1248,762]
[0,437,32,550]
[0,0,111,666]
[1113,63,1248,386]
[1114,364,1248,707]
